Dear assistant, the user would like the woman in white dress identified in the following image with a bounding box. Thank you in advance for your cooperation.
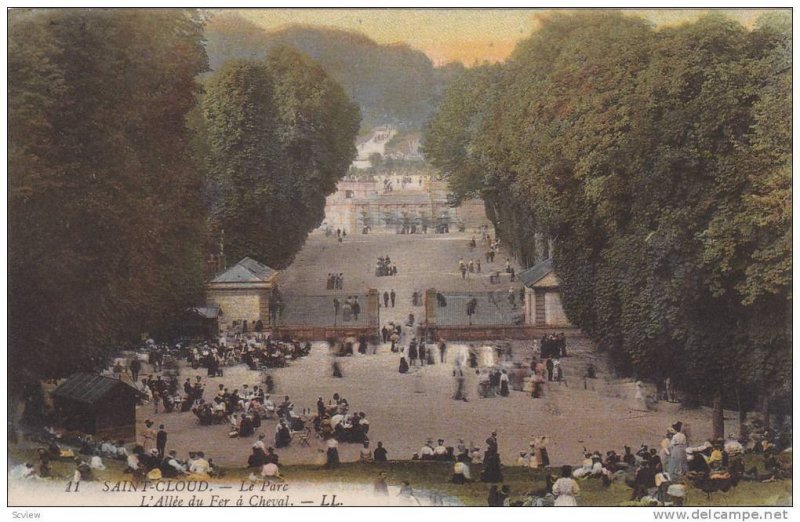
[553,465,581,506]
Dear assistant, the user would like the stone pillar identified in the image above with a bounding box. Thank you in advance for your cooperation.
[424,288,437,327]
[258,288,271,325]
[366,289,380,328]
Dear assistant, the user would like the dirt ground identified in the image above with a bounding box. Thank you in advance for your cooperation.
[135,339,734,468]
[136,230,735,468]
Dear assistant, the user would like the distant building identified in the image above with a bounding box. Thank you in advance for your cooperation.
[351,126,398,169]
[519,259,572,327]
[51,373,140,439]
[179,305,222,340]
[323,177,489,233]
[205,257,279,330]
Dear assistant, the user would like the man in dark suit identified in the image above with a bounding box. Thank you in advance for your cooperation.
[156,425,168,459]
[373,442,388,462]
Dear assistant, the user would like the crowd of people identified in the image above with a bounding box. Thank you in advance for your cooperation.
[333,296,362,323]
[326,273,344,290]
[375,255,397,277]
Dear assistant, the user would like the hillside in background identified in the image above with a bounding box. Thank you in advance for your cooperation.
[205,13,464,129]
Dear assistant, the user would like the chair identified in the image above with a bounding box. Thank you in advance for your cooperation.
[294,427,312,447]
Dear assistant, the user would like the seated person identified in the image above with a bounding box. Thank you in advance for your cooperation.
[248,399,267,420]
[114,441,129,460]
[188,452,211,479]
[630,460,656,500]
[161,451,187,478]
[516,451,531,467]
[275,422,291,449]
[452,461,471,483]
[573,453,595,479]
[419,440,435,460]
[264,447,279,465]
[433,439,449,461]
[360,442,373,462]
[373,441,388,462]
[261,462,281,480]
[263,395,276,417]
[248,447,266,468]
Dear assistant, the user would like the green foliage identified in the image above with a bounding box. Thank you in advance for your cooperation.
[9,10,360,389]
[199,48,360,268]
[205,16,457,128]
[8,9,210,384]
[423,10,791,414]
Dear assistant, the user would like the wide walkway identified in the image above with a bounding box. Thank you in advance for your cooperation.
[278,229,525,327]
[135,338,728,467]
[135,228,731,468]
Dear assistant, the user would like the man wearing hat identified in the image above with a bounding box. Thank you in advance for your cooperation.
[434,439,448,461]
[417,439,433,460]
[156,424,168,459]
[485,431,499,459]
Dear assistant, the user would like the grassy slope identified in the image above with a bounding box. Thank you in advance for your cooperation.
[10,447,791,507]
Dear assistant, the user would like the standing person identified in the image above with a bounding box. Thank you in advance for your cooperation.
[383,291,390,308]
[156,425,167,459]
[485,431,499,458]
[453,363,468,402]
[668,422,688,479]
[553,465,581,506]
[325,437,340,469]
[141,420,156,452]
[438,340,447,363]
[499,371,510,397]
[130,358,141,383]
[426,344,435,365]
[390,289,396,307]
[546,358,554,382]
[381,325,389,344]
[418,342,426,367]
[409,338,418,366]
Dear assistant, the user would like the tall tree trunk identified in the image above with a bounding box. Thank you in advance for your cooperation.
[761,394,770,430]
[736,388,747,438]
[712,389,725,440]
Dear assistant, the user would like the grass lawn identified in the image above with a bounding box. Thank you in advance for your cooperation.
[9,447,791,507]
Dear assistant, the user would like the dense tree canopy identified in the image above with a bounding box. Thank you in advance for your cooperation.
[423,11,792,431]
[205,17,460,128]
[9,10,360,389]
[200,47,360,268]
[9,9,210,385]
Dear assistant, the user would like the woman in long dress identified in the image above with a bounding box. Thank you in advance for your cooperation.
[499,371,510,397]
[553,465,580,506]
[668,422,688,479]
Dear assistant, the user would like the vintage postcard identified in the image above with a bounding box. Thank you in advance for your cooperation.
[6,5,793,514]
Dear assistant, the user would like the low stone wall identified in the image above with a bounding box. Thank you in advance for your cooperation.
[428,324,581,342]
[272,325,379,342]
